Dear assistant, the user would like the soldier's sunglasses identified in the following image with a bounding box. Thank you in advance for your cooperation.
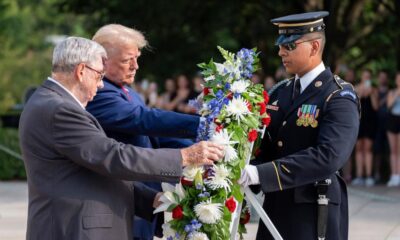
[279,38,321,51]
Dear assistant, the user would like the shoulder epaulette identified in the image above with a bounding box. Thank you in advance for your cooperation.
[326,75,361,117]
[333,75,355,91]
[326,75,356,103]
[268,77,293,96]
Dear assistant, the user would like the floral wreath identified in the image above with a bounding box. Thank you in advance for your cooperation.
[155,46,270,240]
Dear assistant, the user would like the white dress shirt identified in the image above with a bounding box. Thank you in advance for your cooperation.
[295,62,325,93]
[47,77,85,109]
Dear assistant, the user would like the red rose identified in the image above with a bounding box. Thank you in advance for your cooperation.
[263,90,270,104]
[172,205,184,219]
[180,177,193,186]
[203,87,210,96]
[247,102,252,112]
[240,211,251,224]
[227,92,233,100]
[225,197,237,213]
[258,102,266,115]
[262,115,271,127]
[216,124,224,133]
[248,129,258,142]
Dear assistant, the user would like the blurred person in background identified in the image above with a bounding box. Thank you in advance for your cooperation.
[251,72,262,84]
[373,70,390,183]
[353,69,378,187]
[145,81,159,108]
[174,74,197,114]
[156,78,176,109]
[192,74,204,95]
[274,65,290,81]
[341,68,356,182]
[263,75,276,91]
[386,72,400,187]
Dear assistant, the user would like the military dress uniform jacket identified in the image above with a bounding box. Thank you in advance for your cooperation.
[254,68,360,240]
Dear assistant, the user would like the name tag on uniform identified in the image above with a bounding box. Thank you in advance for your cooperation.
[267,105,279,111]
[296,104,320,128]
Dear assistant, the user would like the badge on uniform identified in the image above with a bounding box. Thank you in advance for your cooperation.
[267,100,279,111]
[296,104,319,128]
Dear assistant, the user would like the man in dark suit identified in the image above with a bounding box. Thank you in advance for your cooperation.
[86,24,201,239]
[19,36,223,240]
[239,12,360,239]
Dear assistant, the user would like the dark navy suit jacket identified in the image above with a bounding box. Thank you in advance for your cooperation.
[86,78,199,239]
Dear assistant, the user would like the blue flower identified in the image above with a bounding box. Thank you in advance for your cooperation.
[225,82,231,90]
[216,90,224,99]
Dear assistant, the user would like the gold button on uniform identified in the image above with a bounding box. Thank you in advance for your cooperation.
[277,141,283,147]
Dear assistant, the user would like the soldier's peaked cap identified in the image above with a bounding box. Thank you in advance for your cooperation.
[271,11,329,45]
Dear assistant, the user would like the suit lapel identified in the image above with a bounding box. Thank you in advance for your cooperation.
[43,79,105,131]
[42,80,83,109]
[283,68,333,120]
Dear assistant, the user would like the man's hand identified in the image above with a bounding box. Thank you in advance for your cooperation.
[181,141,224,166]
[238,165,260,188]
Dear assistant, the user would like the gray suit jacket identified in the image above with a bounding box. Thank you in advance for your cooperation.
[19,80,182,240]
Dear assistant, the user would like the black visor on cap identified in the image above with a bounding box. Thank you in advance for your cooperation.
[271,11,329,46]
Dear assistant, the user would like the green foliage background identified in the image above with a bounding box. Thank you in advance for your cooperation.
[0,127,24,179]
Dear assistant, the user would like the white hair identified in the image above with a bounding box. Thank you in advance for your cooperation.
[52,36,107,73]
[92,24,148,56]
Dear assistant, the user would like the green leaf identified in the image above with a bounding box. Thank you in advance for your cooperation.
[231,183,244,202]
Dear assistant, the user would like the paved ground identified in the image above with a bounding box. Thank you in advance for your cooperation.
[1,181,400,240]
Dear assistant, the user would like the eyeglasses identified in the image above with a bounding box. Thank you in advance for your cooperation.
[85,65,105,81]
[279,38,321,51]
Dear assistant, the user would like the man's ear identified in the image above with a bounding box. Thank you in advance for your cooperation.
[75,63,85,82]
[310,40,320,57]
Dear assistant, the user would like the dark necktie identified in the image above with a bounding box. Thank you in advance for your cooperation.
[292,78,301,101]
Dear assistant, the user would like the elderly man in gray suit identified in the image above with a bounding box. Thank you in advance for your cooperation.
[19,37,223,240]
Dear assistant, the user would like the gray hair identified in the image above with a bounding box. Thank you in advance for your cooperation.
[92,24,148,56]
[52,36,107,73]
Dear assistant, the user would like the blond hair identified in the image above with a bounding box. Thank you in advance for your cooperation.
[92,24,148,56]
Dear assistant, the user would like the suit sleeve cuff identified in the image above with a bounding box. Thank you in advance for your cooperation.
[256,161,283,193]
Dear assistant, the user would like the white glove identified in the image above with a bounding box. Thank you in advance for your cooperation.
[238,165,260,188]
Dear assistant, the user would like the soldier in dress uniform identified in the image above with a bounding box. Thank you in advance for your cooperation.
[239,11,360,240]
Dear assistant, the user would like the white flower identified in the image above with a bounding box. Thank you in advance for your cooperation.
[210,129,237,146]
[230,80,250,93]
[204,75,215,82]
[214,63,227,76]
[154,183,185,214]
[225,96,251,121]
[162,223,176,239]
[194,200,223,224]
[210,129,238,162]
[183,166,204,181]
[153,191,176,213]
[224,145,238,162]
[188,231,210,240]
[215,62,241,80]
[205,164,232,192]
